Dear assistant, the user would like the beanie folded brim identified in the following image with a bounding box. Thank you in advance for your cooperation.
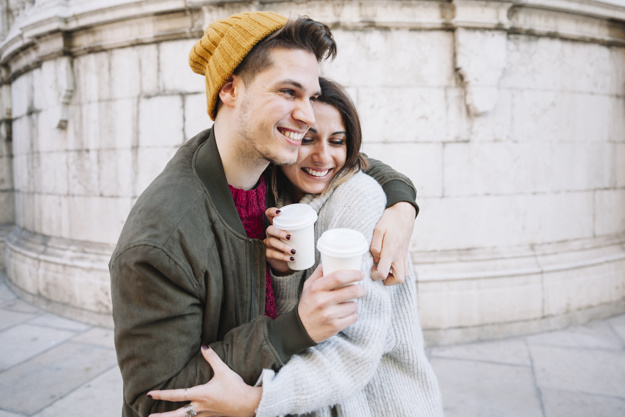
[189,12,288,120]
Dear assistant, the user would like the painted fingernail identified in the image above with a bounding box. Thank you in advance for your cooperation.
[286,234,291,240]
[201,344,209,350]
[276,210,281,214]
[147,394,153,399]
[291,249,296,254]
[290,256,295,261]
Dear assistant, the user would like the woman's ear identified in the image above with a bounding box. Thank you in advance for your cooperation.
[218,75,241,109]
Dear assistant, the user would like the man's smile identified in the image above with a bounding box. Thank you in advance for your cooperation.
[278,127,305,142]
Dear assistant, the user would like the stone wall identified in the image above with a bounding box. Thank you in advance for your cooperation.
[0,79,14,269]
[1,0,624,342]
[1,0,210,325]
[313,1,625,343]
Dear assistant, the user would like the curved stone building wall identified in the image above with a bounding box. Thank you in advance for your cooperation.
[1,0,624,342]
[1,0,210,325]
[316,0,625,343]
[0,79,13,269]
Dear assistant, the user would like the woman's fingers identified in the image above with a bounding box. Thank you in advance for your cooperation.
[200,346,228,374]
[264,234,292,251]
[147,347,252,417]
[265,207,280,224]
[148,406,191,417]
[149,403,207,417]
[266,247,294,263]
[264,236,295,259]
[266,225,291,241]
[264,226,294,259]
[147,393,198,417]
[147,388,186,402]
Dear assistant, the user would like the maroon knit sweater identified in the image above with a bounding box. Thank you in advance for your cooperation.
[228,178,277,319]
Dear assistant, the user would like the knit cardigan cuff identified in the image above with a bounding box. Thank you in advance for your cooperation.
[270,269,302,315]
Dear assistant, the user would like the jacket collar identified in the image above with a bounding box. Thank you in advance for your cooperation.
[194,127,248,236]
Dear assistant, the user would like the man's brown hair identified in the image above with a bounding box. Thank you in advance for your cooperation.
[234,16,337,86]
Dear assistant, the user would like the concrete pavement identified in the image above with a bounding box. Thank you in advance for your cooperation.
[1,269,624,417]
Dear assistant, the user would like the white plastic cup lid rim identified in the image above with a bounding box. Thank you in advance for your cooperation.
[272,203,318,231]
[317,228,369,257]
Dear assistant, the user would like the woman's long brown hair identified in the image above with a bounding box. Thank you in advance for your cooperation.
[270,77,368,203]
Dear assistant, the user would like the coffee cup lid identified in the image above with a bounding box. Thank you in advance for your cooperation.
[272,203,318,231]
[317,228,369,257]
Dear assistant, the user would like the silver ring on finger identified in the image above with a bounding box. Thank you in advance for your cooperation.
[184,388,188,402]
[183,404,197,417]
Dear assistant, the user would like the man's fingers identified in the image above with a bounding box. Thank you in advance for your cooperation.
[373,255,392,281]
[299,266,364,343]
[391,260,406,283]
[383,274,402,286]
[370,229,384,259]
[333,300,359,318]
[316,270,363,291]
[319,280,366,306]
[382,267,406,286]
[336,283,366,302]
[332,310,359,332]
[315,302,359,338]
[305,264,324,283]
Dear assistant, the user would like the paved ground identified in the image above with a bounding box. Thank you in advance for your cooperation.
[1,270,625,417]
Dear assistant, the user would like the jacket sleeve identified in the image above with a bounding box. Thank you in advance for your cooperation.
[363,154,419,216]
[255,175,392,416]
[110,245,314,417]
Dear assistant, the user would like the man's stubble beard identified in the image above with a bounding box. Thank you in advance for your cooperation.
[237,96,298,167]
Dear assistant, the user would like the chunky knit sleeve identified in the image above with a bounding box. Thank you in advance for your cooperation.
[270,269,304,316]
[255,173,391,416]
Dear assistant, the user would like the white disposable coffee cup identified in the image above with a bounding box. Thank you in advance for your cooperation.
[272,203,318,271]
[316,228,369,277]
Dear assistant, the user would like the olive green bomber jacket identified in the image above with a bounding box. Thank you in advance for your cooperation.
[109,127,418,416]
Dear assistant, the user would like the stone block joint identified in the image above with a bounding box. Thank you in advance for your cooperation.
[56,55,73,129]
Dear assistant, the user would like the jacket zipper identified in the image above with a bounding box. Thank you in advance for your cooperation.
[248,238,254,321]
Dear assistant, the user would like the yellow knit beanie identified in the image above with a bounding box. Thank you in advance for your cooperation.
[189,11,288,120]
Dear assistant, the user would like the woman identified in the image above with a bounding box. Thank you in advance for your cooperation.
[148,78,443,416]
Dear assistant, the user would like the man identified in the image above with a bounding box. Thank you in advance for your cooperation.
[110,12,418,417]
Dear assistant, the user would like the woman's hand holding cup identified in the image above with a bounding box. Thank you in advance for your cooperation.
[264,223,295,275]
[267,204,317,272]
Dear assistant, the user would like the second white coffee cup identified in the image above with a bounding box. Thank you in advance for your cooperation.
[272,203,318,271]
[316,228,369,276]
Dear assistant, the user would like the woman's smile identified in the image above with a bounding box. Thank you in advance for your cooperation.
[281,101,348,200]
[302,167,333,178]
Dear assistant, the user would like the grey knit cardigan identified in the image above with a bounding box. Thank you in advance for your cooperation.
[255,171,444,417]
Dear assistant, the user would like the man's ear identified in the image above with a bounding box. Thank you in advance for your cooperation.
[218,75,241,109]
